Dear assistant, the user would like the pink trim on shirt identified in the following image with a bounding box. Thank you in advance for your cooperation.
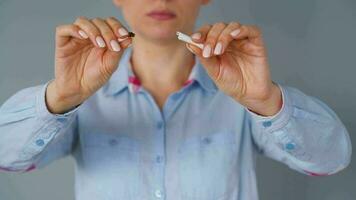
[25,164,36,172]
[129,76,141,86]
[0,164,36,172]
[183,79,193,87]
[304,170,329,177]
[128,76,141,93]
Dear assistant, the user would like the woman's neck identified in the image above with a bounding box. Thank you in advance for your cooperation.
[130,35,195,91]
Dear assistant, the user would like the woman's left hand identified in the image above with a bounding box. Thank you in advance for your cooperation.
[186,22,282,116]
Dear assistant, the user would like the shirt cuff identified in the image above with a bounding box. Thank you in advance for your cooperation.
[20,79,80,160]
[245,84,292,132]
[36,79,81,122]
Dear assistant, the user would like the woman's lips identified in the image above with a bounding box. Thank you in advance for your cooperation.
[147,11,176,20]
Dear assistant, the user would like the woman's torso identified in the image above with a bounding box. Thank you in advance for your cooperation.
[71,49,259,200]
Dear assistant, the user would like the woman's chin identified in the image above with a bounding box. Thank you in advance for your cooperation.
[146,29,178,41]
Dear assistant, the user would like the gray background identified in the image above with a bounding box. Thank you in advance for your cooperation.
[0,0,355,199]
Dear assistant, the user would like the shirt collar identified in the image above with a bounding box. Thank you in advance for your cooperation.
[103,47,218,96]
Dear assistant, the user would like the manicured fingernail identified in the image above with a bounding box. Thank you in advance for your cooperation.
[214,42,223,55]
[78,30,88,39]
[203,44,211,58]
[191,33,201,40]
[230,29,241,37]
[96,36,106,48]
[110,40,121,52]
[118,28,128,36]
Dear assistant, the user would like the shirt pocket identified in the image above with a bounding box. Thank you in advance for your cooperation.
[80,132,142,199]
[81,132,140,169]
[177,131,238,200]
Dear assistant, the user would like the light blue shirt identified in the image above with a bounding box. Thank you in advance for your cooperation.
[0,47,352,200]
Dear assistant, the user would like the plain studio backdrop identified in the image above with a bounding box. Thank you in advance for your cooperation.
[0,0,355,199]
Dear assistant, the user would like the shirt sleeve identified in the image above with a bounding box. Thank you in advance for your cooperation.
[0,79,80,173]
[247,84,352,176]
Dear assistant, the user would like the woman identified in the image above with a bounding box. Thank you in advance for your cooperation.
[0,0,351,199]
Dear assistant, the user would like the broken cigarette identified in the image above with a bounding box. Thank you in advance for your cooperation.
[118,31,135,42]
[176,31,204,49]
[128,32,135,37]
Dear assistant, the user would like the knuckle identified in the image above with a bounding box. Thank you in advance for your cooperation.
[92,17,103,23]
[207,29,219,38]
[107,16,119,23]
[240,25,247,31]
[102,30,114,38]
[206,37,217,45]
[107,19,121,28]
[220,35,230,43]
[55,24,64,32]
[88,27,100,35]
[201,24,212,30]
[230,21,241,27]
[252,25,262,34]
[68,24,77,30]
[215,22,226,28]
[55,27,61,34]
[56,24,74,33]
[75,16,87,23]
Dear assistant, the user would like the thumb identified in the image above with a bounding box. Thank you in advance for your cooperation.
[104,38,133,74]
[102,50,122,75]
[186,43,220,80]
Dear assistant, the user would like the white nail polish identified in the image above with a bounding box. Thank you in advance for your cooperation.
[203,45,211,58]
[230,29,241,37]
[96,36,106,48]
[78,30,88,39]
[118,28,128,36]
[191,33,201,40]
[214,42,223,55]
[110,40,121,52]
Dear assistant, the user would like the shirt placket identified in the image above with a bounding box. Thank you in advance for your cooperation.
[127,58,197,200]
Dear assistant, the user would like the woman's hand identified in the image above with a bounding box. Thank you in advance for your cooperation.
[47,17,132,114]
[186,22,282,116]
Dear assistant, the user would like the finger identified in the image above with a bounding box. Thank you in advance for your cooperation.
[74,16,105,48]
[92,18,121,52]
[190,24,212,43]
[203,22,227,58]
[105,17,128,38]
[186,42,219,77]
[186,43,201,55]
[214,22,241,55]
[55,24,88,47]
[105,17,132,49]
[230,25,264,46]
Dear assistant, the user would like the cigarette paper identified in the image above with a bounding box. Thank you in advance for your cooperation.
[176,31,204,49]
[118,32,135,42]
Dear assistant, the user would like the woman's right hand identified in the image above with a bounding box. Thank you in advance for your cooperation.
[46,17,132,114]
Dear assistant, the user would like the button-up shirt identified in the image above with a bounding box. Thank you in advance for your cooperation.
[0,47,352,200]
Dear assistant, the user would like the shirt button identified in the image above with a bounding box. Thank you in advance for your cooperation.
[108,139,118,146]
[202,137,212,144]
[285,142,296,150]
[156,155,163,163]
[262,121,272,128]
[156,121,164,129]
[35,139,45,146]
[57,117,67,123]
[155,190,162,198]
